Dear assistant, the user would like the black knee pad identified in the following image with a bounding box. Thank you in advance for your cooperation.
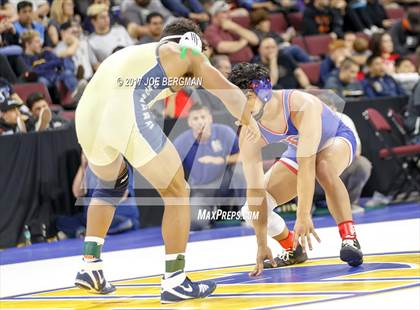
[92,164,130,205]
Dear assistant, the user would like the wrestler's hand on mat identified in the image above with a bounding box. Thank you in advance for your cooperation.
[250,245,276,277]
[293,215,321,253]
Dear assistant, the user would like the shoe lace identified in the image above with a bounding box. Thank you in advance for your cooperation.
[278,250,291,262]
[198,283,209,294]
[342,239,355,247]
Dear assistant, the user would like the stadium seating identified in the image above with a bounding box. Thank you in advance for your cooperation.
[303,34,333,57]
[13,83,53,106]
[269,13,288,33]
[231,16,250,28]
[232,13,288,33]
[291,36,306,51]
[363,108,420,200]
[288,12,303,33]
[299,62,321,85]
[386,7,405,20]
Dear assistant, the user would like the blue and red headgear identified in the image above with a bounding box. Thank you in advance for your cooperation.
[249,78,273,104]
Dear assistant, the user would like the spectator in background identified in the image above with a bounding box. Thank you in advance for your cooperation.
[329,100,372,212]
[1,15,20,50]
[392,57,419,95]
[325,57,364,98]
[160,0,209,23]
[173,103,245,230]
[343,31,356,52]
[344,0,378,34]
[138,12,163,44]
[13,1,45,43]
[0,74,29,116]
[250,9,312,63]
[88,3,133,62]
[0,0,13,17]
[0,98,26,135]
[253,36,313,89]
[56,152,140,238]
[389,11,420,56]
[0,77,23,104]
[250,9,294,45]
[33,0,50,26]
[211,54,232,78]
[405,80,420,144]
[236,0,279,11]
[164,88,194,118]
[55,21,99,80]
[352,35,371,66]
[81,0,124,34]
[25,92,68,131]
[185,55,230,114]
[362,55,406,98]
[21,30,86,101]
[47,0,75,47]
[205,0,258,64]
[372,32,399,75]
[366,0,393,29]
[320,39,350,85]
[0,55,19,83]
[122,0,172,41]
[303,0,344,39]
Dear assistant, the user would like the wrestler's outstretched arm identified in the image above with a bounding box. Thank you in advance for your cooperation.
[188,52,259,140]
[289,91,322,252]
[239,127,277,276]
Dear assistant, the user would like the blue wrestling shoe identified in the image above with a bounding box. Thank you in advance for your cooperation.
[74,259,116,294]
[161,271,217,304]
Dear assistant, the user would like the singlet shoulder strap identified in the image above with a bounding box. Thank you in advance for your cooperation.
[283,90,298,133]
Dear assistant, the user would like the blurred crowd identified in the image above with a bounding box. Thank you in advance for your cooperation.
[0,0,419,237]
[0,0,419,136]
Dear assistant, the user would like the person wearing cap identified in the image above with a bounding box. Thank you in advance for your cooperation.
[0,98,27,135]
[87,3,133,62]
[25,92,68,131]
[204,0,258,64]
[0,77,24,105]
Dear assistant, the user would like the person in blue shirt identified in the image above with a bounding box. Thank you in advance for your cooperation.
[324,57,364,98]
[13,1,45,44]
[161,0,208,23]
[21,30,86,101]
[173,103,245,230]
[362,55,406,98]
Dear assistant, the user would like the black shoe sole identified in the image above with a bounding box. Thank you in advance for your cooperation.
[340,247,363,267]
